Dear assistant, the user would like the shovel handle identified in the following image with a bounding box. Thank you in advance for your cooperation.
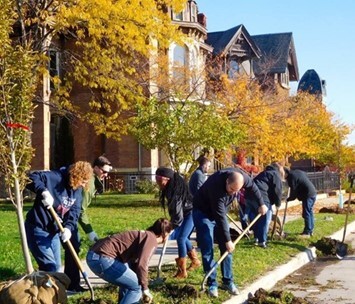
[157,230,174,279]
[200,213,261,291]
[280,188,291,236]
[270,208,279,240]
[226,213,249,239]
[48,206,95,301]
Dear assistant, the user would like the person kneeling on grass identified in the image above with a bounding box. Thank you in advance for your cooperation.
[86,218,172,304]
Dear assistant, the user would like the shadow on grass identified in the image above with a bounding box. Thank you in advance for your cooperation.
[0,199,159,210]
[0,267,18,281]
[93,200,159,208]
[0,203,32,212]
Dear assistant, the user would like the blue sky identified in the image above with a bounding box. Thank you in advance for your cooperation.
[198,0,355,145]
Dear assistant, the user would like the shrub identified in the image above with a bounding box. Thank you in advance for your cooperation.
[135,179,159,194]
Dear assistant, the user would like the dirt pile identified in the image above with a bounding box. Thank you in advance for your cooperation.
[247,288,312,303]
[154,283,198,301]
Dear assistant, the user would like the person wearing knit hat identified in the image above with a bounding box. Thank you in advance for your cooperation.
[155,167,201,279]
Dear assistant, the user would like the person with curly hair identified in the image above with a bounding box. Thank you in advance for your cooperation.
[155,167,201,279]
[25,161,93,272]
[65,155,112,292]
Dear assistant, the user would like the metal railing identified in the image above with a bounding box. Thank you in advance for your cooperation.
[102,169,340,194]
[307,171,340,194]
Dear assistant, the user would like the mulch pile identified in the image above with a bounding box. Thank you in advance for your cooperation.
[247,288,312,304]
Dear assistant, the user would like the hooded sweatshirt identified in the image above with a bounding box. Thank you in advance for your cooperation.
[246,164,283,209]
[26,167,83,233]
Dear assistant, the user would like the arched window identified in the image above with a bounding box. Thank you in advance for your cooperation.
[173,44,188,81]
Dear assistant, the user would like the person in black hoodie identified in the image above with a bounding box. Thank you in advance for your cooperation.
[25,161,93,272]
[284,168,317,237]
[155,167,201,279]
[246,162,285,248]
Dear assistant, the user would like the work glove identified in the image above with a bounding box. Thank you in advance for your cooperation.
[87,231,99,242]
[61,228,72,243]
[143,289,153,304]
[41,190,54,209]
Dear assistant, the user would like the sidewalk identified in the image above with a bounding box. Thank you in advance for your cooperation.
[77,193,349,299]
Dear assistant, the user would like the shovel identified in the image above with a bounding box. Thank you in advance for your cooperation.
[270,207,279,241]
[200,213,261,292]
[150,230,174,286]
[336,177,354,259]
[279,188,291,237]
[48,206,95,301]
[226,213,250,240]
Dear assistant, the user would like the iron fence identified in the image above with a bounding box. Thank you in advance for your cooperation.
[0,169,341,198]
[103,170,340,194]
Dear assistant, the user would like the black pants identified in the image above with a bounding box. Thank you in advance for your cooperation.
[63,227,81,289]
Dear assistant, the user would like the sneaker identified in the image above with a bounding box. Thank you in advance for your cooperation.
[207,286,218,298]
[221,282,240,295]
[257,242,267,248]
[299,233,311,238]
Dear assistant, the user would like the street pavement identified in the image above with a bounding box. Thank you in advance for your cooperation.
[273,228,355,304]
[73,193,355,304]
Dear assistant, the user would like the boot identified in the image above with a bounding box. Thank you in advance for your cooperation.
[187,248,201,271]
[174,257,187,279]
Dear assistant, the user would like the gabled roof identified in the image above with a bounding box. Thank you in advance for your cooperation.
[252,32,299,81]
[298,69,326,97]
[206,24,261,58]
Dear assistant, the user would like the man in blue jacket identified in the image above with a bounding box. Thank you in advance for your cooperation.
[193,167,267,298]
[284,168,317,237]
[25,161,93,272]
[189,156,211,197]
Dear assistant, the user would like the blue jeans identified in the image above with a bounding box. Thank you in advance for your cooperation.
[248,201,272,243]
[25,221,61,271]
[302,196,316,234]
[86,251,142,304]
[169,212,194,257]
[192,208,234,288]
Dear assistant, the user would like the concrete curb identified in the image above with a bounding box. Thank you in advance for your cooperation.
[223,220,355,304]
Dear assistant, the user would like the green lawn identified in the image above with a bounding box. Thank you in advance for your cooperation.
[0,194,353,304]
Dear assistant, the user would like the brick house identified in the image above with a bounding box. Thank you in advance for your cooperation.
[30,1,301,186]
[30,0,212,184]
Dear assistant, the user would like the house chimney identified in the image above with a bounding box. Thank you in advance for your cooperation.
[198,13,207,28]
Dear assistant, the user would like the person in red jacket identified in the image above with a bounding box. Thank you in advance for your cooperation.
[86,218,172,304]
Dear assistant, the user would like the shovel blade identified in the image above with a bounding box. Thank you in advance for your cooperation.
[335,242,348,259]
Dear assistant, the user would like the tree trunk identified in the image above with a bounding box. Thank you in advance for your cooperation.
[10,148,34,274]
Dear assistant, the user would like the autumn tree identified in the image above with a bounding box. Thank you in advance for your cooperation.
[52,0,186,140]
[213,73,351,170]
[0,0,40,273]
[1,0,188,275]
[130,54,242,174]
